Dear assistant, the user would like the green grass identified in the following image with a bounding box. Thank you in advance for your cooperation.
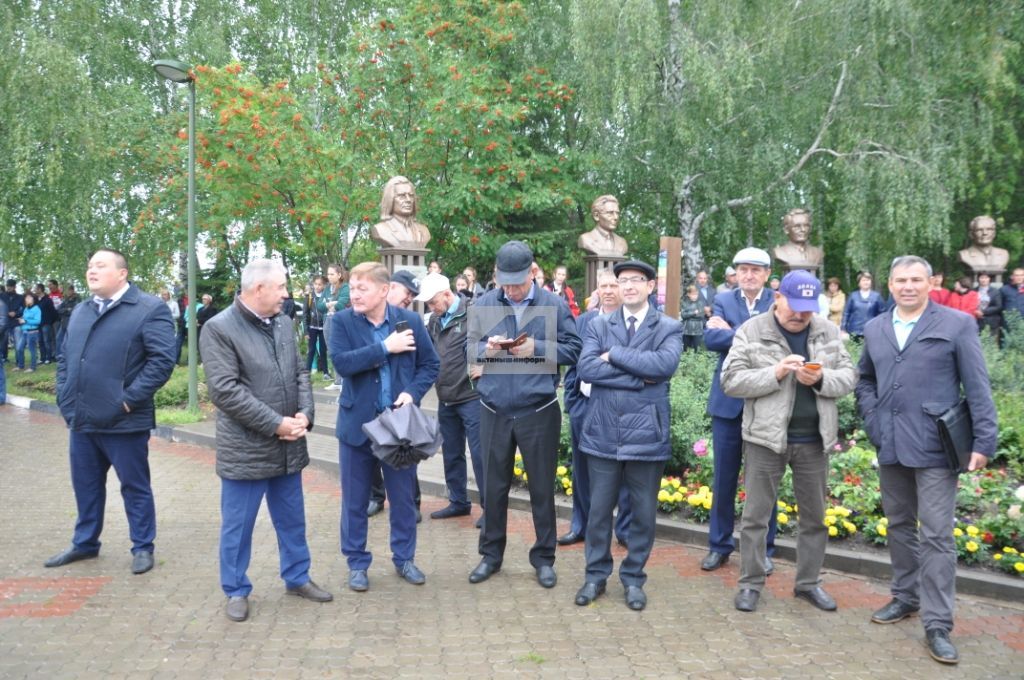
[3,362,207,425]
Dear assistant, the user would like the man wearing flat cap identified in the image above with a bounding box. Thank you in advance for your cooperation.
[573,260,683,611]
[701,247,780,572]
[468,240,581,589]
[721,271,856,613]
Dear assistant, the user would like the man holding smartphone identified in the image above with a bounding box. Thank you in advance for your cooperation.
[719,271,857,614]
[329,262,439,592]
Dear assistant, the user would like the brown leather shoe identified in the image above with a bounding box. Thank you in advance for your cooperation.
[286,580,333,602]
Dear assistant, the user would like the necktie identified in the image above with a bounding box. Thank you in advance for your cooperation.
[627,316,637,342]
[99,298,113,314]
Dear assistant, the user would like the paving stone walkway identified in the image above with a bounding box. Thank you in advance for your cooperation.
[1,406,1022,679]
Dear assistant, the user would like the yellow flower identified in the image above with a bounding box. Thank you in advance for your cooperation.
[843,521,857,534]
[556,465,568,477]
[672,492,684,503]
[658,490,671,502]
[1015,562,1024,573]
[878,525,887,537]
[561,478,571,488]
[828,525,838,537]
[824,516,837,526]
[515,452,523,462]
[1004,547,1019,555]
[953,527,963,537]
[825,508,837,517]
[965,541,979,553]
[994,554,1003,561]
[566,488,573,497]
[699,485,710,495]
[793,504,798,513]
[687,495,702,506]
[522,473,528,482]
[702,499,712,510]
[879,517,889,525]
[513,468,523,477]
[777,500,787,510]
[777,512,789,525]
[671,479,682,489]
[966,525,979,537]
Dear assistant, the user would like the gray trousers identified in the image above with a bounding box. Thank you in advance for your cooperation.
[879,463,958,633]
[739,441,828,592]
[584,455,664,588]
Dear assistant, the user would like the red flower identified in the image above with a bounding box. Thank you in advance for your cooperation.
[982,531,995,544]
[470,235,480,245]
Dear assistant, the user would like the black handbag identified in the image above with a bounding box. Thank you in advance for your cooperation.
[937,399,973,473]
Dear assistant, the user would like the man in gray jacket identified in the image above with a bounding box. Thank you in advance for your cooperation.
[721,270,856,614]
[201,259,332,623]
[857,256,997,665]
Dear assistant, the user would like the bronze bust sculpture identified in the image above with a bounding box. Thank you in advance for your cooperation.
[579,195,628,257]
[959,215,1009,275]
[370,176,431,249]
[772,208,824,272]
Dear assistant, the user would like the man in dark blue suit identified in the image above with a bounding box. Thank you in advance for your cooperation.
[330,262,439,592]
[559,268,631,547]
[857,256,997,665]
[47,249,176,574]
[1002,267,1024,333]
[700,247,778,572]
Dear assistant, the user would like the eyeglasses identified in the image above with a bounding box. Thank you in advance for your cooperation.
[617,276,648,285]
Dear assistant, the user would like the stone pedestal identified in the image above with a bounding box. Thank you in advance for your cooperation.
[778,262,823,276]
[378,247,430,278]
[584,254,625,301]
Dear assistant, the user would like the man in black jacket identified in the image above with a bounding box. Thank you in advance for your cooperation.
[415,273,484,521]
[33,283,58,363]
[47,249,176,575]
[201,259,332,622]
[467,240,582,589]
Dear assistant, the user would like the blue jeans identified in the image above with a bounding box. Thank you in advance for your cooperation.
[16,329,39,369]
[220,472,312,597]
[437,399,484,509]
[40,323,55,362]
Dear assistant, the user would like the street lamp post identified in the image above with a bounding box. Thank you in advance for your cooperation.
[153,59,199,413]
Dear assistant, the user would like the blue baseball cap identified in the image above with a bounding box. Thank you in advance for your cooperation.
[778,270,822,312]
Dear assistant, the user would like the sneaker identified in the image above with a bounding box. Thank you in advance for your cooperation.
[325,383,342,391]
[24,368,34,373]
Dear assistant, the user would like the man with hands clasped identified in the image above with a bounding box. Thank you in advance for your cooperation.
[720,270,857,614]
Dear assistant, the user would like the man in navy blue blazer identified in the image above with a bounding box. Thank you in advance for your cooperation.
[700,247,778,572]
[330,262,439,592]
[47,249,176,574]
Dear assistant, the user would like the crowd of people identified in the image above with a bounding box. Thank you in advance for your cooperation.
[9,238,1022,668]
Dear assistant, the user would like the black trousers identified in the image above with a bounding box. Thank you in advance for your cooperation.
[478,399,561,568]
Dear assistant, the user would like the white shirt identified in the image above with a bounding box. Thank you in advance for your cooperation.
[92,282,130,310]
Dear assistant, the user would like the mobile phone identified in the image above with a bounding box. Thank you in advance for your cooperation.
[394,320,410,334]
[496,332,528,350]
[804,362,821,371]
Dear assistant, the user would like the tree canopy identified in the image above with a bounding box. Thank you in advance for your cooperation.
[1,0,1021,291]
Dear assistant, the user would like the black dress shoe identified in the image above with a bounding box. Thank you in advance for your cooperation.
[624,585,647,611]
[616,536,628,548]
[44,547,99,568]
[794,586,837,611]
[557,531,583,546]
[416,509,422,524]
[926,628,959,665]
[468,560,500,584]
[287,580,333,602]
[430,504,471,520]
[366,500,384,517]
[536,565,557,588]
[574,581,606,606]
[871,598,919,624]
[225,595,249,622]
[131,551,154,575]
[475,516,484,529]
[700,551,729,571]
[764,556,774,576]
[734,589,760,612]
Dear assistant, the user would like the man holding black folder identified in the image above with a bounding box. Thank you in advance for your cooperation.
[856,255,997,666]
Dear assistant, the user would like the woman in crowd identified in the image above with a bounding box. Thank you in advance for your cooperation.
[824,277,846,327]
[679,285,705,352]
[15,292,41,372]
[841,271,885,341]
[544,265,580,317]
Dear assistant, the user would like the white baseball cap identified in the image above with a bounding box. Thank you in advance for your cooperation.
[732,247,771,267]
[414,273,451,302]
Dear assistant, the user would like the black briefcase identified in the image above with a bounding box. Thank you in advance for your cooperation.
[937,399,973,473]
